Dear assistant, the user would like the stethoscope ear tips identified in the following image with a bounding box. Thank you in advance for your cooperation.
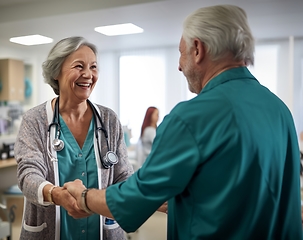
[52,138,64,151]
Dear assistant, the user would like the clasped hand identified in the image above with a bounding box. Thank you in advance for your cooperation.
[63,179,168,217]
[57,179,88,218]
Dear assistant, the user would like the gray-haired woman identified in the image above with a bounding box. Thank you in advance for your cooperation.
[14,36,133,240]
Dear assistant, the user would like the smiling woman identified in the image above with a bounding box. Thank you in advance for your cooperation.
[14,36,134,240]
[55,45,98,104]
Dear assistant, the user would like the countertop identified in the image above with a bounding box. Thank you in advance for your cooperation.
[0,158,16,169]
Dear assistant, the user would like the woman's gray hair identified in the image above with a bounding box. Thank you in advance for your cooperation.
[42,36,98,95]
[182,5,255,66]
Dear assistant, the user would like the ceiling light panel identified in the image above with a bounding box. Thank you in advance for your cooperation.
[94,23,144,36]
[9,34,53,46]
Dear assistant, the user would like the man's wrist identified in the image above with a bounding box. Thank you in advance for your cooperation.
[81,189,94,214]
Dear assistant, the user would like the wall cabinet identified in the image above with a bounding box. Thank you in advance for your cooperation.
[0,59,24,101]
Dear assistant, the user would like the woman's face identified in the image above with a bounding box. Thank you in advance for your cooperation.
[151,109,159,125]
[57,45,98,101]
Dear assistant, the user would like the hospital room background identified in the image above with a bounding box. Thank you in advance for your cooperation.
[0,1,303,239]
[1,39,303,148]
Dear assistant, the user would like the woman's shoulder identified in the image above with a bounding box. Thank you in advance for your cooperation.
[23,101,47,117]
[18,101,48,134]
[94,103,119,119]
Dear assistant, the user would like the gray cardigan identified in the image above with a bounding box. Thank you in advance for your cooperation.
[14,100,134,240]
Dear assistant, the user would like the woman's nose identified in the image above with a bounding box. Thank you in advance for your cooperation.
[82,68,92,78]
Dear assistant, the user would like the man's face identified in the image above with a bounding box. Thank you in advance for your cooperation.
[178,37,199,94]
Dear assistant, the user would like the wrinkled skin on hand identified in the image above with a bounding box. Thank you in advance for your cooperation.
[63,179,87,215]
[53,185,91,218]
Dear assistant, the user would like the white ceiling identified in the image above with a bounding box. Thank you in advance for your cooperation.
[0,0,302,55]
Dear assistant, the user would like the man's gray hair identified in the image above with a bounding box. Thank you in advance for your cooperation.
[42,36,98,95]
[182,5,254,66]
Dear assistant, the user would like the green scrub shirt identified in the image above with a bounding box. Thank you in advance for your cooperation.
[107,67,303,239]
[58,116,100,240]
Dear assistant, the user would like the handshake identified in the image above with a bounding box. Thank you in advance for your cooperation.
[64,179,93,215]
[47,179,103,219]
[48,179,167,219]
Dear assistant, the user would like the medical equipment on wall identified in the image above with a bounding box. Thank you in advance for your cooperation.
[47,98,118,168]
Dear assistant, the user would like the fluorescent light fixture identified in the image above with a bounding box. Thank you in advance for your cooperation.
[94,23,144,36]
[9,34,53,46]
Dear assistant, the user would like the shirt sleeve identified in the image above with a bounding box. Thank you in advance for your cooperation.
[106,113,200,232]
[38,181,53,205]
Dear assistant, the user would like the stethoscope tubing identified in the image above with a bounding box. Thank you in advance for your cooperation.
[47,97,118,168]
[46,99,102,239]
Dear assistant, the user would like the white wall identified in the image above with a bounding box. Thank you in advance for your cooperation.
[293,38,303,142]
[90,47,186,118]
[164,47,188,113]
[90,52,120,114]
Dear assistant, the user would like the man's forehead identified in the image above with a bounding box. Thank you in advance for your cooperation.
[179,37,185,49]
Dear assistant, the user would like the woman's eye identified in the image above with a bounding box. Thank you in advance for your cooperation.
[75,65,83,69]
[91,65,97,70]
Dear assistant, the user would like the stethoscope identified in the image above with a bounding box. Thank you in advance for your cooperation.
[47,97,118,169]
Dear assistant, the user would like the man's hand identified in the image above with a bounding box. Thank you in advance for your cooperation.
[50,185,90,219]
[55,187,90,218]
[64,179,86,197]
[63,179,87,215]
[64,179,114,219]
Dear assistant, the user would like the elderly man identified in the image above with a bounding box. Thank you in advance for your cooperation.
[65,5,303,239]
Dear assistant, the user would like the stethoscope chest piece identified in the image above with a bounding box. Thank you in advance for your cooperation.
[49,97,64,152]
[102,151,118,169]
[48,98,119,168]
[52,138,64,151]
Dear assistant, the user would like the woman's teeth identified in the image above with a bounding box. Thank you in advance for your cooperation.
[76,83,90,87]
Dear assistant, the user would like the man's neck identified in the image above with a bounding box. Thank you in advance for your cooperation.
[201,59,245,88]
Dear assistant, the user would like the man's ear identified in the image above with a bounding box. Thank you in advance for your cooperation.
[193,38,205,63]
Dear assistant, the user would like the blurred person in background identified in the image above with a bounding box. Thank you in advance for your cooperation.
[137,106,159,166]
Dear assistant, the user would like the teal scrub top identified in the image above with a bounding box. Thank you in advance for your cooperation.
[106,67,303,240]
[58,116,100,240]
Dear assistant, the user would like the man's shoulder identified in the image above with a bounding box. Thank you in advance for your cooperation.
[170,95,215,118]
